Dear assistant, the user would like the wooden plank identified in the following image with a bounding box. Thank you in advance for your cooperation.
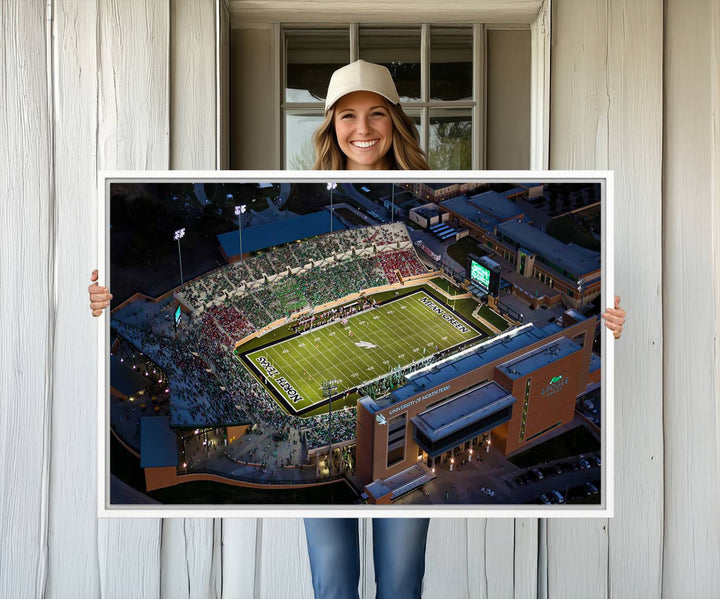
[47,0,101,596]
[221,519,258,599]
[170,0,216,170]
[0,1,52,597]
[550,0,608,170]
[712,18,720,580]
[359,518,371,598]
[97,0,169,171]
[548,3,610,591]
[514,519,539,599]
[209,519,223,598]
[218,0,230,169]
[96,1,169,596]
[663,1,720,595]
[422,519,470,599]
[549,0,663,595]
[547,523,607,599]
[162,2,220,597]
[605,1,664,597]
[161,519,218,599]
[467,519,517,598]
[537,520,547,599]
[257,518,314,598]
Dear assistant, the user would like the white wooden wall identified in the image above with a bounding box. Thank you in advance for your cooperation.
[1,1,718,597]
[549,1,663,596]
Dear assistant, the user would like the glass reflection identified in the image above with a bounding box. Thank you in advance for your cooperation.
[430,27,473,101]
[429,109,472,170]
[285,30,350,103]
[285,112,324,170]
[359,27,421,102]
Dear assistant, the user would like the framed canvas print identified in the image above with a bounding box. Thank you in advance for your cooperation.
[97,170,614,518]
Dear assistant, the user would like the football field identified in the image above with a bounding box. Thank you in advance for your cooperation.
[240,290,482,415]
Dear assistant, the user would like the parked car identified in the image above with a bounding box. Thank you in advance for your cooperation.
[531,468,544,480]
[480,487,496,497]
[582,399,597,413]
[540,494,552,505]
[551,490,565,504]
[585,481,599,495]
[590,455,601,467]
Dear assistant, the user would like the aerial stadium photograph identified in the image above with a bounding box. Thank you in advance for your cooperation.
[102,174,610,513]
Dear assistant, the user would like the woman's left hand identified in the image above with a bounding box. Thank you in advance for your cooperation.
[601,295,625,339]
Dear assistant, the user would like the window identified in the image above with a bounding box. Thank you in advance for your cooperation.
[283,25,480,170]
[228,9,544,170]
[386,413,407,467]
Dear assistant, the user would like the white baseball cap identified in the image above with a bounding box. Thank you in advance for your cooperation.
[324,60,400,112]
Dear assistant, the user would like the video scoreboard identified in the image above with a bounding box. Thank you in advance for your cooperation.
[467,253,501,297]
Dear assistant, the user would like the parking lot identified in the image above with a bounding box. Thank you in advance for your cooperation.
[392,418,602,507]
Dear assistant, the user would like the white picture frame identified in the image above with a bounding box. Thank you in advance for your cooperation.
[98,170,613,519]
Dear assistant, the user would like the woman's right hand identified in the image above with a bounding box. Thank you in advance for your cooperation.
[89,269,113,317]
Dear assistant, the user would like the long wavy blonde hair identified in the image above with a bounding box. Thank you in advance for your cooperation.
[312,99,430,171]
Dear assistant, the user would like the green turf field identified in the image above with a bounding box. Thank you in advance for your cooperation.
[240,290,481,414]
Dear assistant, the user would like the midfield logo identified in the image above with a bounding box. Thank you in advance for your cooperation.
[376,413,387,425]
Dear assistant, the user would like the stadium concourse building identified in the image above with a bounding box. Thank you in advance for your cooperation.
[355,309,600,503]
[439,190,600,309]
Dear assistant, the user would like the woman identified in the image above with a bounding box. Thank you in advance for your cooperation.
[88,60,626,599]
[303,60,432,599]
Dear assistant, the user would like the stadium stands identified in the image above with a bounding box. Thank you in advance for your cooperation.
[112,223,427,449]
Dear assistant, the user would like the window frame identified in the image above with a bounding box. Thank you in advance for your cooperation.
[280,22,520,170]
[228,1,551,170]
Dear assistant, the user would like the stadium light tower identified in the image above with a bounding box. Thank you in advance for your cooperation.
[321,379,338,476]
[174,228,185,285]
[327,182,337,233]
[235,204,247,262]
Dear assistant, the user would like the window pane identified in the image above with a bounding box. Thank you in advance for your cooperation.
[430,27,473,101]
[285,30,349,103]
[429,109,472,170]
[359,27,421,102]
[285,112,324,169]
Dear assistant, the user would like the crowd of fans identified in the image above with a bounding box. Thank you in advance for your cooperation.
[177,222,411,312]
[111,222,428,450]
[377,249,428,284]
[302,407,359,451]
[206,305,254,340]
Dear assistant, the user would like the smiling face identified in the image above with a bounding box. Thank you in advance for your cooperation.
[332,90,394,170]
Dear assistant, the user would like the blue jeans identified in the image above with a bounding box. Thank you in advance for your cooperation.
[303,517,430,599]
